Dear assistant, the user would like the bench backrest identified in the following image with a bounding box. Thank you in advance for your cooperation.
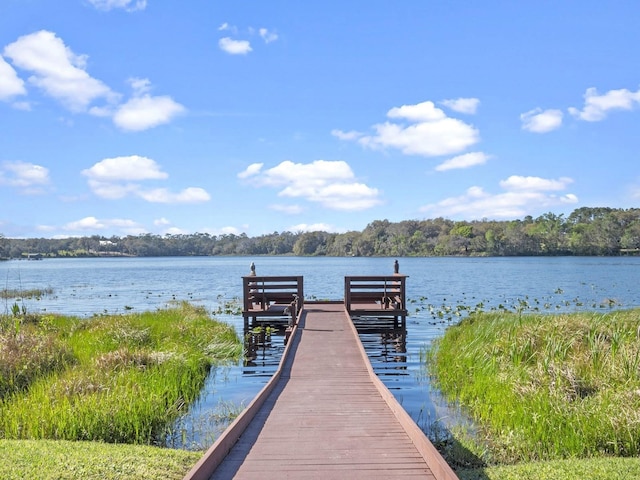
[344,275,407,311]
[242,275,304,313]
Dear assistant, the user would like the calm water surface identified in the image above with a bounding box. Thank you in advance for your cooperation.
[3,256,640,448]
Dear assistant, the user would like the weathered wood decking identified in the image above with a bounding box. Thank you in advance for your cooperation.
[184,302,458,480]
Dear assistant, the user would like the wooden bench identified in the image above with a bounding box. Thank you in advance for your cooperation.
[344,275,408,327]
[242,275,304,328]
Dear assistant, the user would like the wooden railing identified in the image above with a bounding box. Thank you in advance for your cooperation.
[242,275,304,326]
[344,275,407,315]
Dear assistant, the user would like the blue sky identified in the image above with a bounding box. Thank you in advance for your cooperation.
[1,1,639,239]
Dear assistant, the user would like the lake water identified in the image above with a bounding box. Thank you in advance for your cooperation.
[3,256,640,449]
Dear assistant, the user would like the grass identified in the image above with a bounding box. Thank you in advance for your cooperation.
[457,457,640,480]
[0,287,53,300]
[0,439,202,480]
[428,308,640,478]
[0,302,242,444]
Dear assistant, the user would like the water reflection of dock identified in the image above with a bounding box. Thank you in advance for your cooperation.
[243,325,284,368]
[184,264,458,480]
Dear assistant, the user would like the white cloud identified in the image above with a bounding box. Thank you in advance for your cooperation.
[421,175,578,219]
[0,161,50,193]
[87,0,147,11]
[3,32,183,131]
[259,28,278,43]
[217,23,277,49]
[520,108,563,133]
[219,37,252,55]
[239,160,382,211]
[111,78,185,130]
[331,129,362,141]
[440,97,480,114]
[237,162,263,179]
[154,217,171,226]
[361,119,479,157]
[387,100,446,122]
[83,181,137,199]
[62,216,144,234]
[337,100,480,157]
[113,93,185,131]
[249,160,354,186]
[435,152,490,171]
[499,175,573,191]
[82,155,210,204]
[82,155,168,181]
[218,23,237,33]
[136,187,211,203]
[128,77,152,95]
[569,86,640,121]
[0,55,26,100]
[3,30,117,112]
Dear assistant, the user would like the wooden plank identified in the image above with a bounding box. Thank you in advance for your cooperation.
[183,303,457,480]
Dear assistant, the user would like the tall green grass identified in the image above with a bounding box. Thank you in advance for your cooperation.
[0,314,75,399]
[429,309,640,463]
[0,302,242,445]
[0,287,54,300]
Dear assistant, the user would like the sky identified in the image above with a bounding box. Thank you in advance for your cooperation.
[1,1,639,239]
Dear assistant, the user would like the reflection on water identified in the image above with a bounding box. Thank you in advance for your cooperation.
[359,327,407,365]
[356,320,473,437]
[165,321,287,450]
[243,324,288,374]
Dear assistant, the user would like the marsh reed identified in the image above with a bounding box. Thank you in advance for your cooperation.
[0,302,242,445]
[429,308,640,463]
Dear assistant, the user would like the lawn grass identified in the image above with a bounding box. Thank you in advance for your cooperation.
[457,457,640,480]
[429,308,640,475]
[0,439,202,480]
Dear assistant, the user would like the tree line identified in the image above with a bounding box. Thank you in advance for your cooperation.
[1,207,639,259]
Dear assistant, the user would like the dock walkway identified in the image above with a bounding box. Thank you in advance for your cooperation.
[185,302,458,480]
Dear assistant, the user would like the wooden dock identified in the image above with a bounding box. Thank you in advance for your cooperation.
[184,301,458,480]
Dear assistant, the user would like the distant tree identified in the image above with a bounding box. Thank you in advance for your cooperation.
[293,232,330,256]
[3,206,640,258]
[326,231,360,256]
[621,221,640,250]
[0,234,6,258]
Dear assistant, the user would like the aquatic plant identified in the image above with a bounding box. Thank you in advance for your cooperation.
[0,287,54,300]
[213,295,243,316]
[429,308,640,463]
[0,302,242,445]
[0,326,75,399]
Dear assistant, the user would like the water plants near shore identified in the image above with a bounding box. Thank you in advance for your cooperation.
[0,302,242,444]
[428,308,640,477]
[0,287,54,300]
